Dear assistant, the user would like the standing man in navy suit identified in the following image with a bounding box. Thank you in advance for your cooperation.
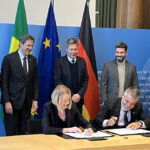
[54,38,89,113]
[1,35,39,136]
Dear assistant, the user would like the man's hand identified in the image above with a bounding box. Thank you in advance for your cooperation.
[31,101,38,114]
[106,116,118,126]
[126,122,142,130]
[5,102,13,115]
[72,94,81,103]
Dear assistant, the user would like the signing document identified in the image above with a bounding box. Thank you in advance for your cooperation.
[106,128,150,136]
[64,131,112,139]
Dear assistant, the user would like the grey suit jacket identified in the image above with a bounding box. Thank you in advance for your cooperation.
[100,59,139,102]
[1,51,39,109]
[54,55,89,101]
[91,98,150,130]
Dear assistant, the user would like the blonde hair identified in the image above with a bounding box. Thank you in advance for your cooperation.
[51,85,72,110]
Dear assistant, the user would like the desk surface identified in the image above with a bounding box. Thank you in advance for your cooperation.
[0,134,150,150]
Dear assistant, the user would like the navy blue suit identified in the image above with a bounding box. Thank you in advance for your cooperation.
[1,51,39,135]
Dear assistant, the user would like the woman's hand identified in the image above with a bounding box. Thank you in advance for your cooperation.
[62,127,82,133]
[84,128,93,135]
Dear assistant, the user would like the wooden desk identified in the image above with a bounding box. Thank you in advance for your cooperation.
[0,134,150,150]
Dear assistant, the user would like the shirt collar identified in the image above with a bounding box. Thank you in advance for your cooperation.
[67,55,76,64]
[117,59,125,66]
[18,49,27,59]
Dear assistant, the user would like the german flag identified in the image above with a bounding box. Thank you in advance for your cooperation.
[78,0,100,120]
[9,0,28,53]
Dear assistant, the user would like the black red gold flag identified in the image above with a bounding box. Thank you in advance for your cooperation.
[78,0,100,120]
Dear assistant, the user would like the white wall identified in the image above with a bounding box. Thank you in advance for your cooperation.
[0,0,96,27]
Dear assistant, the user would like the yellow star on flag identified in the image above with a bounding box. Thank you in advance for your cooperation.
[43,37,50,49]
[56,43,60,51]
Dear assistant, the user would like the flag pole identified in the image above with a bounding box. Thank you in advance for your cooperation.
[51,0,54,7]
[87,0,90,7]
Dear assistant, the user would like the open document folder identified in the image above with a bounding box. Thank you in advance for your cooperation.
[64,131,112,139]
[106,128,150,136]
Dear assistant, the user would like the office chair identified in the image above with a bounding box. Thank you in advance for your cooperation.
[27,119,42,134]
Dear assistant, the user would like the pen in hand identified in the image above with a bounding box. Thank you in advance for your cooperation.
[107,116,118,127]
[83,128,93,136]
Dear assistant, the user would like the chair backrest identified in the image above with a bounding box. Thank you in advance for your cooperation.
[27,119,42,134]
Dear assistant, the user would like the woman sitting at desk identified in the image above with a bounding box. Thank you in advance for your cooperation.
[42,85,93,135]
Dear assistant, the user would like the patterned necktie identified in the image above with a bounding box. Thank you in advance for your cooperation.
[23,57,27,76]
[124,111,129,126]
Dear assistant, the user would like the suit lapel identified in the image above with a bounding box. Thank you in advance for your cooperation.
[65,56,71,84]
[111,99,121,125]
[113,60,119,85]
[28,55,32,76]
[130,104,138,122]
[124,60,128,88]
[113,102,121,117]
[65,109,71,126]
[76,57,81,83]
[15,51,25,75]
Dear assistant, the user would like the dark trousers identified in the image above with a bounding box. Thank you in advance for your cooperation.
[76,101,83,114]
[4,105,30,136]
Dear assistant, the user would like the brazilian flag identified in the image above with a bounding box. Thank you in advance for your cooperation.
[9,0,28,53]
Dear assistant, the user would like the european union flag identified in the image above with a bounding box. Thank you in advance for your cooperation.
[37,2,61,119]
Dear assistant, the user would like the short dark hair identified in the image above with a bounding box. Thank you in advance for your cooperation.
[66,38,78,48]
[20,34,35,44]
[115,42,128,52]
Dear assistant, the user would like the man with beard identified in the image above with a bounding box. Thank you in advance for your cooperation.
[100,42,139,103]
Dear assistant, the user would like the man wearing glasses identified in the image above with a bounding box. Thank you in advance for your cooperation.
[91,87,150,130]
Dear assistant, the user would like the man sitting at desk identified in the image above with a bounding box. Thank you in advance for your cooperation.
[91,87,150,130]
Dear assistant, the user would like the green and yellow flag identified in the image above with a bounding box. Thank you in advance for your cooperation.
[9,0,28,53]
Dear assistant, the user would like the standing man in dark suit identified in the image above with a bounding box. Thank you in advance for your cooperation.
[91,87,150,130]
[1,34,39,136]
[54,38,89,113]
[100,42,139,103]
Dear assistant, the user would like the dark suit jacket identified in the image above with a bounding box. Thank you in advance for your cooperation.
[1,51,39,109]
[42,102,90,134]
[54,55,89,105]
[100,59,139,103]
[91,98,150,130]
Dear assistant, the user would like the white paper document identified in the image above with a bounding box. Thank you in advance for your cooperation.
[64,131,112,139]
[106,128,150,135]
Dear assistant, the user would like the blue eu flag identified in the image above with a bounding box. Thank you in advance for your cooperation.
[37,2,61,119]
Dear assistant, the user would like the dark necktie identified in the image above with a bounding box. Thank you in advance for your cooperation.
[23,57,27,76]
[72,59,75,64]
[124,111,129,126]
